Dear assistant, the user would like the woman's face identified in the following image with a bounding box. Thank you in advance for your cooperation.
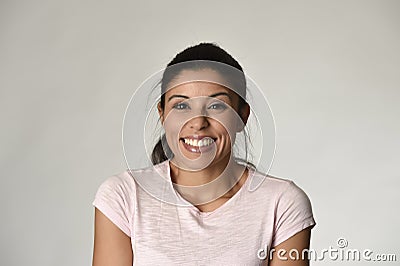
[159,70,247,170]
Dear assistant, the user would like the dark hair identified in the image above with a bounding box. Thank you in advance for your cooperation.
[151,42,250,165]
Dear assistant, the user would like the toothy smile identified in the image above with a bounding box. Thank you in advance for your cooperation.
[180,137,216,147]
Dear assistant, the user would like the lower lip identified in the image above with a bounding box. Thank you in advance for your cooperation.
[180,139,215,153]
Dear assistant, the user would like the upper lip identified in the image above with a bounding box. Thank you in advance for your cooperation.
[180,135,216,140]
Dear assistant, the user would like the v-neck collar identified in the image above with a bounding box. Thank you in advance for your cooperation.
[164,159,254,218]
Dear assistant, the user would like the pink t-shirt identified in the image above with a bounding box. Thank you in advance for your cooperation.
[93,160,316,265]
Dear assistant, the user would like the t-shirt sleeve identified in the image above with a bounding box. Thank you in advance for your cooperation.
[92,172,136,237]
[272,181,316,247]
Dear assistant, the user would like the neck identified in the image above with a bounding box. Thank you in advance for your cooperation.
[169,154,247,206]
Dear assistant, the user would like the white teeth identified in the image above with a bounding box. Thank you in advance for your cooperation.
[183,137,214,147]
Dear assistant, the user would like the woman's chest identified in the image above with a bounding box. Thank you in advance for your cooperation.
[132,199,275,265]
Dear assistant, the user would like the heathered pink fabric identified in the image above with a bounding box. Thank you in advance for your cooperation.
[93,160,316,265]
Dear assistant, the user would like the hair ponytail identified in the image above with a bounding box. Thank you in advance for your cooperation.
[151,134,173,165]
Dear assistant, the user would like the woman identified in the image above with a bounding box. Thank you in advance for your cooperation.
[92,43,316,265]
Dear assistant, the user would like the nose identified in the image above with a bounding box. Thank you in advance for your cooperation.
[188,115,209,131]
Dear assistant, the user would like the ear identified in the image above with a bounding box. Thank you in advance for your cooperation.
[236,103,250,132]
[157,101,164,125]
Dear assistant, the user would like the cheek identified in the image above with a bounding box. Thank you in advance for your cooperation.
[164,121,179,141]
[210,120,236,146]
[162,112,186,148]
[211,113,237,135]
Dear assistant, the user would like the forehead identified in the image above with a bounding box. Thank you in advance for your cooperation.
[165,81,233,98]
[165,69,236,98]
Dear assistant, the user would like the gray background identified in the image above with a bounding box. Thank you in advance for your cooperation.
[1,0,398,265]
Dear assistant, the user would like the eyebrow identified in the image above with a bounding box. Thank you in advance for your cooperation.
[167,92,232,102]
